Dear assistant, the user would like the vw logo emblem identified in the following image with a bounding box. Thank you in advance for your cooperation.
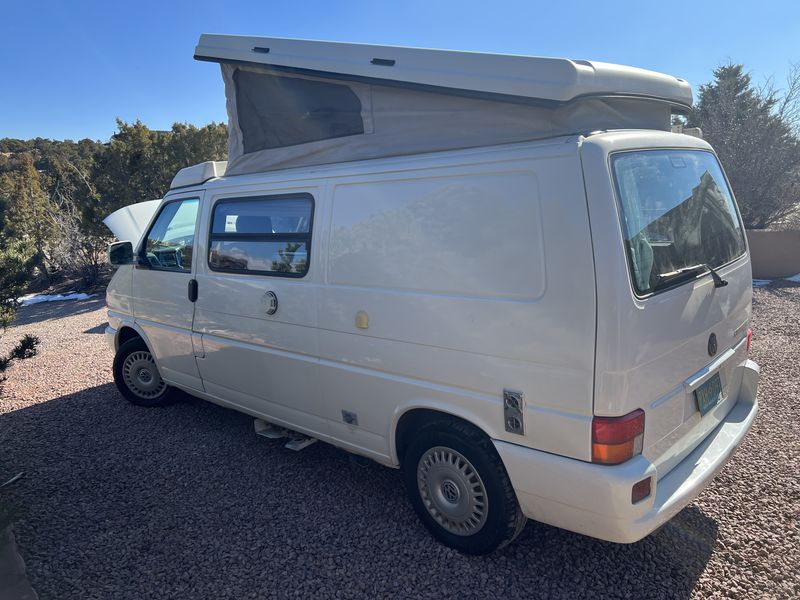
[708,333,718,357]
[441,480,460,504]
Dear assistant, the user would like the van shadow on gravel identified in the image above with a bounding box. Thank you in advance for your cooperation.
[12,296,107,328]
[0,383,718,599]
[82,323,108,335]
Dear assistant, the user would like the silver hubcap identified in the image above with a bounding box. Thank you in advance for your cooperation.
[122,351,166,399]
[417,446,488,536]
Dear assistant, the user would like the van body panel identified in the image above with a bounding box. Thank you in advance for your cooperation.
[313,149,597,460]
[191,183,324,432]
[326,171,546,300]
[581,130,754,477]
[145,141,599,461]
[131,192,205,392]
[105,264,134,331]
[646,337,748,476]
[317,341,595,461]
[182,379,391,464]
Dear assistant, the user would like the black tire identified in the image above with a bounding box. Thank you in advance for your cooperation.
[113,337,176,407]
[402,419,526,555]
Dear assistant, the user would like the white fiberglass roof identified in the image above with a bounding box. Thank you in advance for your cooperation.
[194,34,693,108]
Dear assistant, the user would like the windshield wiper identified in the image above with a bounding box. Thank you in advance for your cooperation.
[654,263,728,291]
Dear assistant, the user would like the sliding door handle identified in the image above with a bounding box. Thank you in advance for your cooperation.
[188,279,198,302]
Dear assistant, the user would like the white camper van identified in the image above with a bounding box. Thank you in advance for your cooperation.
[104,35,759,554]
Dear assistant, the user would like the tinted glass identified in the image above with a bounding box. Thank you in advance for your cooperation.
[142,199,198,271]
[211,198,311,235]
[209,195,313,277]
[209,240,309,274]
[612,150,746,296]
[235,70,364,153]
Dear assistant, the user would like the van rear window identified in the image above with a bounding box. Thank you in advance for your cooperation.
[611,150,746,296]
[208,194,313,277]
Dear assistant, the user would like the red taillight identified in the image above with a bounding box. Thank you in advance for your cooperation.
[592,409,645,465]
[746,328,753,353]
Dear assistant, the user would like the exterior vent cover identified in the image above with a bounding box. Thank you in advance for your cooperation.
[503,390,525,435]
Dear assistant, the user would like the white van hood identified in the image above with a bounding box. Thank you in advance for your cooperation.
[103,199,161,245]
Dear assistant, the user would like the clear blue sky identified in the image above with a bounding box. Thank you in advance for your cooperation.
[2,0,799,141]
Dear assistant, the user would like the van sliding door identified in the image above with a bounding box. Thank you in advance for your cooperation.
[190,190,325,435]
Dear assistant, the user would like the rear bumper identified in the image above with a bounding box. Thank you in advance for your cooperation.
[495,359,759,543]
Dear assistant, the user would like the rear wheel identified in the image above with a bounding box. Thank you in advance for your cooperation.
[113,338,175,407]
[402,419,526,554]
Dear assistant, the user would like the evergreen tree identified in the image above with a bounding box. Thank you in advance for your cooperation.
[0,119,227,286]
[0,239,36,334]
[3,154,57,280]
[89,120,227,231]
[688,64,800,228]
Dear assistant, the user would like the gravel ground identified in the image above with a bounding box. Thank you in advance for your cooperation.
[0,287,798,600]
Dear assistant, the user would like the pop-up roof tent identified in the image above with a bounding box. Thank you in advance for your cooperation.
[194,35,693,177]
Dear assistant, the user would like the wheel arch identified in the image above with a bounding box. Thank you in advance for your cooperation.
[113,322,152,354]
[392,405,494,468]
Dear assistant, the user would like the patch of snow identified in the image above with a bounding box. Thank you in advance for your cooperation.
[17,292,96,306]
[752,273,800,287]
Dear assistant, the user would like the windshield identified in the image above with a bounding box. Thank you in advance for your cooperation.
[611,150,746,296]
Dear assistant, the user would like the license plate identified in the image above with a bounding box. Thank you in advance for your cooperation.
[695,372,723,416]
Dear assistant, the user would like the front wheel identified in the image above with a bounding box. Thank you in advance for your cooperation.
[113,338,176,407]
[402,419,526,554]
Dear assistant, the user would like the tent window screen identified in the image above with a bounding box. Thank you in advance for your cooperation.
[234,70,364,153]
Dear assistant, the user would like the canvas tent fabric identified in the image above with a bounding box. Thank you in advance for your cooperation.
[221,64,673,176]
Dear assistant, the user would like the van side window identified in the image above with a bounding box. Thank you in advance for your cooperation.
[208,194,313,277]
[142,198,199,272]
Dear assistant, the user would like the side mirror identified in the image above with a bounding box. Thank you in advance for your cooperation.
[108,241,134,266]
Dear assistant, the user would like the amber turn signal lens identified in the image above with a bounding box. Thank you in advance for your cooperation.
[592,440,638,464]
